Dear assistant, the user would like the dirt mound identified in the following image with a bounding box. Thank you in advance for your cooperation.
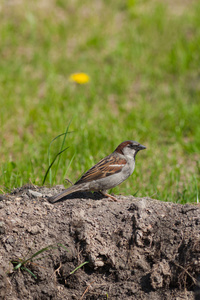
[0,185,200,299]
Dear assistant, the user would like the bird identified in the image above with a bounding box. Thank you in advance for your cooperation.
[48,140,146,203]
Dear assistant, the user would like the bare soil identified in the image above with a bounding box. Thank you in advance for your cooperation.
[0,184,200,300]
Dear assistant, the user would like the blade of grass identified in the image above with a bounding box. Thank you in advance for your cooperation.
[57,243,69,252]
[11,244,69,279]
[53,121,73,184]
[63,152,76,179]
[21,267,37,279]
[47,131,72,185]
[70,261,89,275]
[22,245,54,264]
[43,147,69,185]
[13,262,22,270]
[26,243,69,262]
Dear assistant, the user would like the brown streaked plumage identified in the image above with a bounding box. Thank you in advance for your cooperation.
[75,154,126,185]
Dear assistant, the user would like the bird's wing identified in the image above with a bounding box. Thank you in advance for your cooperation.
[74,154,126,185]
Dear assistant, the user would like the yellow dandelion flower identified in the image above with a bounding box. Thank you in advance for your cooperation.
[69,73,90,84]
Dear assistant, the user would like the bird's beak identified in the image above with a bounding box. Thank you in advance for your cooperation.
[138,144,146,150]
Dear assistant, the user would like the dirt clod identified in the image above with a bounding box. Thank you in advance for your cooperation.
[0,185,200,299]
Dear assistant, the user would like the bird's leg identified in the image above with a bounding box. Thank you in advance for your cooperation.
[100,191,118,202]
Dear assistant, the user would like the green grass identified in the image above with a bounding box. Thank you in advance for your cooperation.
[0,0,199,203]
[11,243,68,279]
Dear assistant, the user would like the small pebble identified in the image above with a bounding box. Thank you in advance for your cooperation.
[28,190,43,198]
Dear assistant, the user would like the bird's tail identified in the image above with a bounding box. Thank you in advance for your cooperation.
[48,184,86,203]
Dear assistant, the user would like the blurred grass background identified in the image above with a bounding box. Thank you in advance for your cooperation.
[0,0,199,203]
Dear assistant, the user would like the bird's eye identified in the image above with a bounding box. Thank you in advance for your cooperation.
[129,144,134,149]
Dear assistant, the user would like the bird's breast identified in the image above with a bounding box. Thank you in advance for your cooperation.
[122,159,135,178]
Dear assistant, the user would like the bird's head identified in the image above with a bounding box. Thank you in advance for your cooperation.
[115,140,146,159]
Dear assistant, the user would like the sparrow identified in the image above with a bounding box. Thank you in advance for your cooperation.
[48,140,146,203]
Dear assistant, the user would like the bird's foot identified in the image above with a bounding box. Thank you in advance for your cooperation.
[101,192,119,202]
